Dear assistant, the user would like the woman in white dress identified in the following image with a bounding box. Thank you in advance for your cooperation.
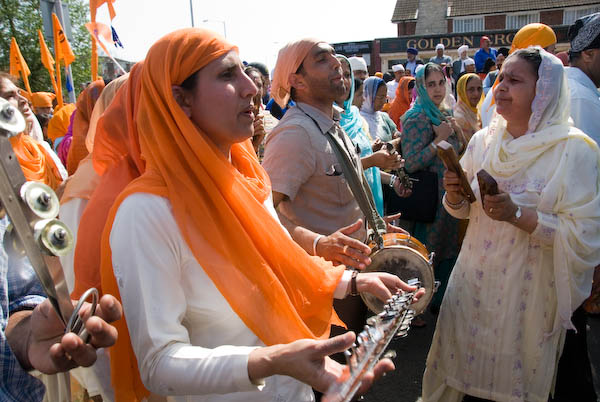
[422,47,600,402]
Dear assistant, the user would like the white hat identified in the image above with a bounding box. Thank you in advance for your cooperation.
[392,64,405,72]
[436,43,445,51]
[463,58,475,66]
[349,56,368,72]
[458,45,469,55]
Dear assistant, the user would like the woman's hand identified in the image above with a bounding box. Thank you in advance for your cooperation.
[442,169,465,205]
[392,176,412,198]
[355,272,425,303]
[432,121,453,144]
[316,220,372,269]
[482,193,518,222]
[248,332,394,396]
[251,115,266,152]
[371,138,384,152]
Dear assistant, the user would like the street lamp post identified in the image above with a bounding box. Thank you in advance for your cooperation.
[202,19,226,38]
[189,0,194,27]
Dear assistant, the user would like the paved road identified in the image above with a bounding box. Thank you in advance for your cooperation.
[362,311,600,402]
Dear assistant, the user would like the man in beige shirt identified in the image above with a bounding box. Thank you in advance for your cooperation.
[263,39,408,332]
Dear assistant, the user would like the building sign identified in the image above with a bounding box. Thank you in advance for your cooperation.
[333,41,372,55]
[380,26,568,53]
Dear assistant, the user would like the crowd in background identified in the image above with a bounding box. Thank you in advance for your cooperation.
[0,10,599,402]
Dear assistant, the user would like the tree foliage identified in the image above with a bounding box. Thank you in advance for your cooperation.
[0,0,91,99]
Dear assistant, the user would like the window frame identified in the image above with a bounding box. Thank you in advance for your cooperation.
[453,15,485,33]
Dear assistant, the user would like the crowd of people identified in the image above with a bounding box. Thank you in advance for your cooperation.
[0,10,599,402]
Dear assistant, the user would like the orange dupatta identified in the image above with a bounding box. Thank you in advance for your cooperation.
[61,76,129,205]
[10,133,63,190]
[71,62,144,299]
[66,79,104,174]
[388,76,415,128]
[100,29,345,401]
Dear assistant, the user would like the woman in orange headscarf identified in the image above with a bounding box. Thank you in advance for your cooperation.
[387,76,415,128]
[100,28,415,401]
[70,64,143,299]
[66,79,105,174]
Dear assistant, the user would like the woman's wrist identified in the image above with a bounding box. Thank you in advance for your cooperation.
[248,345,279,384]
[444,193,466,209]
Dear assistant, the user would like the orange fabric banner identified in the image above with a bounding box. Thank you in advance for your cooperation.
[52,13,75,67]
[37,30,59,96]
[9,37,32,95]
[90,0,116,22]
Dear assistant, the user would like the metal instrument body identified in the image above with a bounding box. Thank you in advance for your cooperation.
[0,98,96,340]
[361,233,435,315]
[325,280,420,402]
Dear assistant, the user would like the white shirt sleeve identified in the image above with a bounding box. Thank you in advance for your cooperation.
[110,194,262,396]
[570,97,600,145]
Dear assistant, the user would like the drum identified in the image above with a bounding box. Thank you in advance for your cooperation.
[360,233,435,315]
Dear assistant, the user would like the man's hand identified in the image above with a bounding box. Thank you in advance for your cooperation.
[27,294,122,374]
[355,272,425,303]
[316,219,371,269]
[383,213,409,235]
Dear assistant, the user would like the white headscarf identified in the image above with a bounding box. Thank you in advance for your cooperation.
[482,47,600,332]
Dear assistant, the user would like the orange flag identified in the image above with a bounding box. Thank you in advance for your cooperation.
[38,30,59,96]
[89,0,116,81]
[90,0,116,22]
[9,37,32,95]
[52,13,75,67]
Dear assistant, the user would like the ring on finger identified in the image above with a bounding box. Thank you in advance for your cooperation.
[489,208,494,213]
[343,245,348,254]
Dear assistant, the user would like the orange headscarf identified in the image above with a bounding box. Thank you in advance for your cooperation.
[71,62,144,299]
[388,76,415,128]
[9,134,63,190]
[47,103,76,142]
[60,76,129,205]
[100,29,345,401]
[66,79,105,174]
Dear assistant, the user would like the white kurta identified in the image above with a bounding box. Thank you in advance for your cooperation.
[110,192,350,401]
[423,126,600,402]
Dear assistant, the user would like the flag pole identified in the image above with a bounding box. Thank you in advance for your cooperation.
[54,0,77,103]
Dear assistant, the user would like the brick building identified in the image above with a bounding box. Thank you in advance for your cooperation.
[333,0,600,73]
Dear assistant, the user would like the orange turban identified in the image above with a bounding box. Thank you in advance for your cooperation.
[9,134,63,190]
[31,92,55,108]
[271,38,323,107]
[510,23,557,54]
[47,103,75,142]
[99,29,345,401]
[66,79,105,175]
